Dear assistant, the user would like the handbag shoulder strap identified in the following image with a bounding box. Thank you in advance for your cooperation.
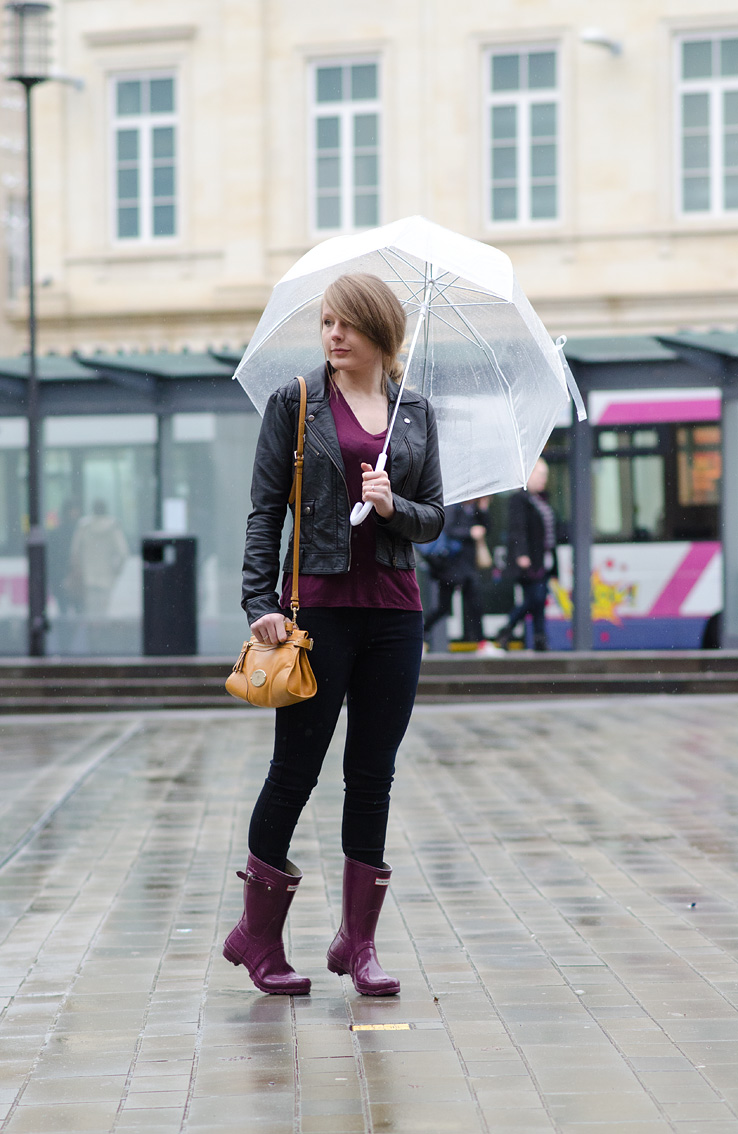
[288,376,307,621]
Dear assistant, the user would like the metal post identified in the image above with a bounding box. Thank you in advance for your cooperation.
[570,390,592,651]
[721,389,738,648]
[22,77,46,656]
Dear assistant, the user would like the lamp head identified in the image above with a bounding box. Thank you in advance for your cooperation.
[580,27,623,56]
[4,2,53,84]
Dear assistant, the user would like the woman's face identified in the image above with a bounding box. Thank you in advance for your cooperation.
[321,301,382,376]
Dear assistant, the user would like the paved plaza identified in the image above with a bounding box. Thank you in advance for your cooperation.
[1,696,738,1134]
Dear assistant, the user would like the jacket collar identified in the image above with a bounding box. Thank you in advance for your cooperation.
[298,365,424,407]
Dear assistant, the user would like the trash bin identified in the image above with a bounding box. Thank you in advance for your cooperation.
[142,534,197,655]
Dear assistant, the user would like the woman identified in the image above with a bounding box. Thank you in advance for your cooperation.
[495,458,558,651]
[224,273,444,996]
[423,499,490,647]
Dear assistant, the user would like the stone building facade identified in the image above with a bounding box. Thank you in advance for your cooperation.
[3,0,737,356]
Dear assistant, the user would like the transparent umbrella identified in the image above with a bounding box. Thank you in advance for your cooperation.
[234,215,585,508]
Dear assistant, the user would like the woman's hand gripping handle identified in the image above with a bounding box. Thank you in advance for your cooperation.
[350,451,392,526]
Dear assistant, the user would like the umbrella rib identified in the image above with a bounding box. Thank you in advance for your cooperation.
[242,288,325,357]
[451,303,526,481]
[427,307,484,350]
[376,248,425,292]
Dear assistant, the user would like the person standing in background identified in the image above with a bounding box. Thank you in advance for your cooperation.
[495,459,558,651]
[423,499,491,651]
[69,500,128,617]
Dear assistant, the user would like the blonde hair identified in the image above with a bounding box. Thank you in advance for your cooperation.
[322,273,406,385]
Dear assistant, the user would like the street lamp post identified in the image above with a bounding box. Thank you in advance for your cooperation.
[4,1,52,656]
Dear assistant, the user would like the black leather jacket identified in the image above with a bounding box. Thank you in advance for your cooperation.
[241,364,445,623]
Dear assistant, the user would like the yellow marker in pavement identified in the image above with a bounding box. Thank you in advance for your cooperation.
[350,1023,412,1031]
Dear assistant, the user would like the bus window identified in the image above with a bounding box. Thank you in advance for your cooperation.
[677,425,721,506]
[593,429,665,541]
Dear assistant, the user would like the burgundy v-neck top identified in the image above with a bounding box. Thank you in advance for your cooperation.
[281,384,422,610]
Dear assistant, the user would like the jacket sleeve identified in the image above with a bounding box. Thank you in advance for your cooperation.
[507,492,529,562]
[379,399,445,544]
[241,387,296,624]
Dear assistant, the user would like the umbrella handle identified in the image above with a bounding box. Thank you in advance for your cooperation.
[349,452,387,527]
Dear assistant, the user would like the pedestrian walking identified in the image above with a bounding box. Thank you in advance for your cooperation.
[223,273,444,996]
[68,499,128,617]
[422,499,491,651]
[495,458,558,651]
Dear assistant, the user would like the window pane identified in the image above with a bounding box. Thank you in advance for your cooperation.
[153,127,175,160]
[117,80,141,116]
[528,51,556,89]
[354,153,378,188]
[117,168,139,200]
[725,91,738,126]
[531,101,556,137]
[531,183,556,219]
[492,186,517,220]
[351,64,377,100]
[117,206,139,239]
[531,143,556,178]
[724,132,738,167]
[153,204,175,237]
[153,165,175,198]
[354,113,378,147]
[492,145,516,179]
[491,54,519,91]
[721,37,738,76]
[683,133,709,170]
[317,116,340,149]
[632,456,664,537]
[683,176,710,211]
[117,129,138,161]
[354,193,378,226]
[682,92,709,129]
[725,174,738,208]
[317,196,341,228]
[682,40,713,79]
[593,457,623,536]
[317,156,340,189]
[633,430,659,448]
[492,105,517,140]
[316,67,343,102]
[150,78,174,114]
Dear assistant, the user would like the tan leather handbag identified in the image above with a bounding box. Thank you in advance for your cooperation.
[226,376,317,708]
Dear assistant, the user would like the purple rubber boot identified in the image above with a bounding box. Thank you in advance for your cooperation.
[327,857,400,996]
[223,853,310,995]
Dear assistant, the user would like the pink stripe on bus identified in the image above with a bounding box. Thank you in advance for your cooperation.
[648,542,720,617]
[598,399,720,425]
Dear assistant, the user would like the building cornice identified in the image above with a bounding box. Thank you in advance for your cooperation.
[84,25,197,48]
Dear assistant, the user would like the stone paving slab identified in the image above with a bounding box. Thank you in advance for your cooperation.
[0,696,738,1133]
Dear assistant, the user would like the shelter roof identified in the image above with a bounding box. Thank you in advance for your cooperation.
[658,330,738,359]
[563,337,678,364]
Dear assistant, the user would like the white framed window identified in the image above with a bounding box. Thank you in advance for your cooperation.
[677,33,738,216]
[110,73,178,242]
[484,46,560,226]
[309,59,380,233]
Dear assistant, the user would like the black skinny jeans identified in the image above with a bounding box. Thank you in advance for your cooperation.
[248,608,424,871]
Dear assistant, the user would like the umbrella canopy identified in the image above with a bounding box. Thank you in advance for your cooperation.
[234,215,584,505]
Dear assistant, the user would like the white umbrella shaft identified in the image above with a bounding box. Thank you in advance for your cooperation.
[349,300,429,527]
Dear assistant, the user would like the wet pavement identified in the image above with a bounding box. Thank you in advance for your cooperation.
[1,695,738,1134]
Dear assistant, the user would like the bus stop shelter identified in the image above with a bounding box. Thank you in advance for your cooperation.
[1,333,737,652]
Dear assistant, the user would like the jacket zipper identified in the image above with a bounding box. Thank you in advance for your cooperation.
[305,421,353,570]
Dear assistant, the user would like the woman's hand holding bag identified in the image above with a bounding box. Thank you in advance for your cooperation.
[226,376,317,708]
[225,620,317,707]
